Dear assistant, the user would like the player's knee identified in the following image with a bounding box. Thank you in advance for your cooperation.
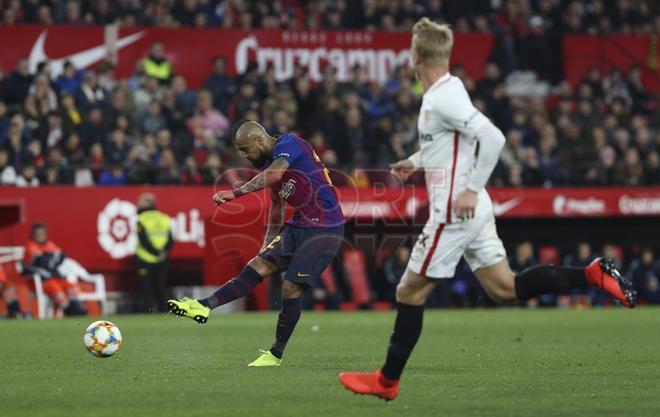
[281,280,303,299]
[247,256,278,277]
[395,281,423,305]
[489,283,517,304]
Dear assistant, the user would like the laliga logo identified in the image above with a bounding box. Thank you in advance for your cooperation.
[97,199,138,259]
[97,199,206,259]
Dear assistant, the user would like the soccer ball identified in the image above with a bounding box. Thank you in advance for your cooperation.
[83,320,123,357]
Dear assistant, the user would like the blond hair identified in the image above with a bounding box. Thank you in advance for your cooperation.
[412,17,453,67]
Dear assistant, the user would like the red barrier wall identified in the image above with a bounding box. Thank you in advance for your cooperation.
[1,186,659,285]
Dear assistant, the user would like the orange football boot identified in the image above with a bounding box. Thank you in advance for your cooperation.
[339,369,400,401]
[585,257,636,308]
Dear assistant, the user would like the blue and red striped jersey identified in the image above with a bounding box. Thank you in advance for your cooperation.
[268,134,344,228]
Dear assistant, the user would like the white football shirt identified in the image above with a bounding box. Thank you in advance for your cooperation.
[409,72,503,224]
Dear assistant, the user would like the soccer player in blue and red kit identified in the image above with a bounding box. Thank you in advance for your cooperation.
[167,120,344,366]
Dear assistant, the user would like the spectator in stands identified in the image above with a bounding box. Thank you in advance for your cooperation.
[628,247,660,304]
[4,59,32,106]
[509,241,538,272]
[23,222,87,316]
[135,193,173,313]
[228,81,259,121]
[60,92,83,132]
[156,148,180,184]
[0,148,17,184]
[77,106,108,148]
[98,165,127,186]
[29,74,57,111]
[97,61,117,92]
[105,129,131,164]
[144,41,173,85]
[202,153,223,185]
[180,155,203,185]
[41,111,64,149]
[62,0,84,25]
[125,144,157,185]
[138,100,168,134]
[170,75,197,114]
[75,71,106,111]
[195,89,230,140]
[587,145,620,186]
[203,56,235,114]
[645,151,660,185]
[133,76,161,113]
[16,165,39,187]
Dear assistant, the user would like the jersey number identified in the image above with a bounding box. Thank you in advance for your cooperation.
[312,150,333,186]
[266,235,281,250]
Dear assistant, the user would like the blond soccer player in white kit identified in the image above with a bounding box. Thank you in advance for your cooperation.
[339,17,636,401]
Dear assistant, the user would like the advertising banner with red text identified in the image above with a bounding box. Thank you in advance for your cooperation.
[0,25,493,88]
[1,186,659,280]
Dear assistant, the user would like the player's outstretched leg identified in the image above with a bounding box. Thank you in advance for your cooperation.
[167,257,275,324]
[340,269,436,401]
[512,257,636,308]
[249,281,303,366]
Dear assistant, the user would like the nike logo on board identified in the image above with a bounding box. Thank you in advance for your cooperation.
[29,30,145,76]
[492,198,522,216]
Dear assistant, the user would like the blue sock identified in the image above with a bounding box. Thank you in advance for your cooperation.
[270,297,301,359]
[199,266,263,309]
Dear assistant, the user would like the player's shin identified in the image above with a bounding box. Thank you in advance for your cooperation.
[270,297,301,359]
[514,265,588,301]
[381,303,424,382]
[199,265,263,309]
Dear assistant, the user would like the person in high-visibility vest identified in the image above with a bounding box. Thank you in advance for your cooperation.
[135,193,173,312]
[143,41,172,85]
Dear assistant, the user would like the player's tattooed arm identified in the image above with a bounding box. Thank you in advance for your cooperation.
[237,156,289,195]
[261,188,286,251]
[213,157,290,205]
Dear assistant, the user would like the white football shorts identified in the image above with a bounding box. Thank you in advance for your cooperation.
[408,212,506,279]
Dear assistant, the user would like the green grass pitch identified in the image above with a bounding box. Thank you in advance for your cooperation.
[1,308,659,417]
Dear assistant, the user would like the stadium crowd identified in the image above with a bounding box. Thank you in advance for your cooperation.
[2,0,658,35]
[0,39,658,187]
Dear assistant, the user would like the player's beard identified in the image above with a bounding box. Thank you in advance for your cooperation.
[248,153,268,169]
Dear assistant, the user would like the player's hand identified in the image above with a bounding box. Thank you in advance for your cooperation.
[390,159,415,182]
[213,190,235,206]
[455,189,478,220]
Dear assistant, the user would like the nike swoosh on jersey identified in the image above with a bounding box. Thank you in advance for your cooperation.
[297,272,311,277]
[29,30,146,76]
[492,198,522,216]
